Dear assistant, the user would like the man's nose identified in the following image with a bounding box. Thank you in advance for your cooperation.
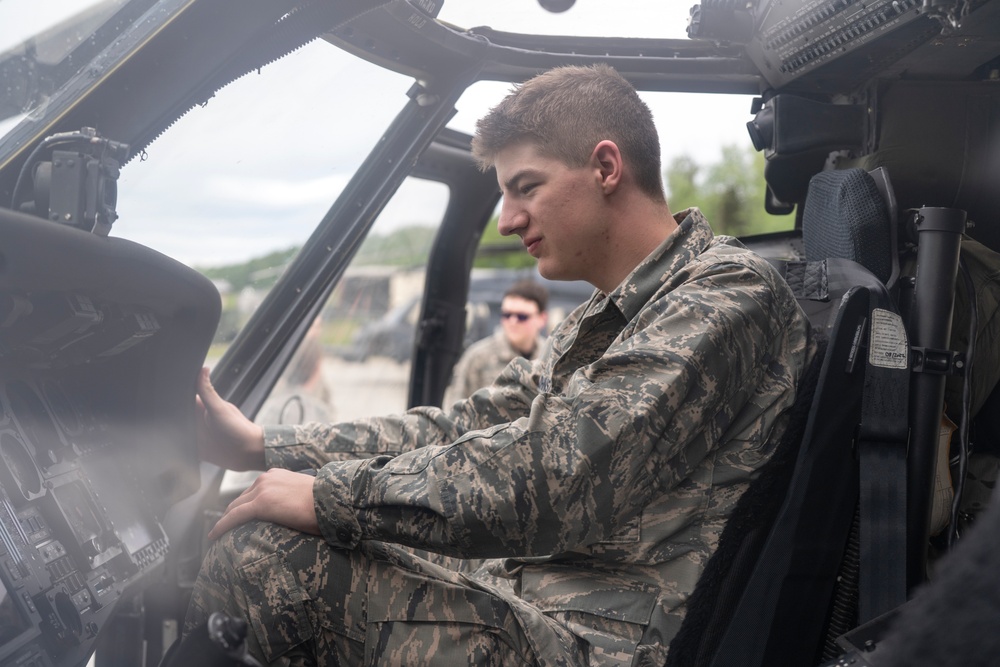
[497,200,526,237]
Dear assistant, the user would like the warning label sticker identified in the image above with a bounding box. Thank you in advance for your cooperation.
[869,308,909,370]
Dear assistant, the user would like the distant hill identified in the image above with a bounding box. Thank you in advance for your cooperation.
[198,247,300,292]
[194,218,550,293]
[195,225,440,292]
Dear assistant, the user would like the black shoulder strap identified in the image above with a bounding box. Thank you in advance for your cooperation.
[777,257,911,622]
[697,272,873,667]
[857,290,910,622]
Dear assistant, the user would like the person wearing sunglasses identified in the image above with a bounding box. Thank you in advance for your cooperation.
[444,280,549,405]
[184,63,815,665]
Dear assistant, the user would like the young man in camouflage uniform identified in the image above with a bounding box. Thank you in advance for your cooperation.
[185,63,815,665]
[444,280,549,405]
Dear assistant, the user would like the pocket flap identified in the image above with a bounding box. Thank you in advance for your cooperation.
[520,567,658,625]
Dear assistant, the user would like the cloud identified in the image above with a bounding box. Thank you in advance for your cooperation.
[206,173,351,210]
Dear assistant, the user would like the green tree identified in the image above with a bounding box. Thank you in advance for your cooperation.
[198,246,299,292]
[353,225,436,267]
[664,155,701,213]
[664,144,792,237]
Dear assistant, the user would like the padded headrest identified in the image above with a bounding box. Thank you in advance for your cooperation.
[802,168,894,285]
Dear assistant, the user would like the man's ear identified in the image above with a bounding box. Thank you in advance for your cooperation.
[592,140,623,194]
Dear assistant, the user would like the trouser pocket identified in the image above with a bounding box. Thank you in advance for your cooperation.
[521,569,658,667]
[364,559,535,667]
[241,552,315,663]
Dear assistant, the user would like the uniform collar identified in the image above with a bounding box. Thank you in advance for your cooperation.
[588,208,715,322]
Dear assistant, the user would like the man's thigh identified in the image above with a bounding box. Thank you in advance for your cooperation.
[186,521,580,667]
[186,520,365,665]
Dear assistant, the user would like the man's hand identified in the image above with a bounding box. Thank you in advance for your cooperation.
[208,468,320,540]
[196,367,266,471]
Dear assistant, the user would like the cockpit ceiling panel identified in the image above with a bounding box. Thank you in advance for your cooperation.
[746,0,1000,94]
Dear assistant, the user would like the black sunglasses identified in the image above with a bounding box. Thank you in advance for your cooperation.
[501,311,534,322]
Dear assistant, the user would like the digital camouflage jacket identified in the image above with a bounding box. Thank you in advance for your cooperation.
[263,208,815,662]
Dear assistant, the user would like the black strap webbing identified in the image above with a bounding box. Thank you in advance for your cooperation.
[857,301,910,622]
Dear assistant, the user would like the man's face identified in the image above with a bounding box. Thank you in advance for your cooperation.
[499,295,547,354]
[494,141,609,286]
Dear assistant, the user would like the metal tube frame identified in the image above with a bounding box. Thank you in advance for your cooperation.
[904,206,968,588]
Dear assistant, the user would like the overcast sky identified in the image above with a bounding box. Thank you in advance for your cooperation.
[3,1,762,268]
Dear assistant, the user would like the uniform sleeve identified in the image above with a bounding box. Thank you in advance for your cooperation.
[313,260,800,558]
[263,355,540,472]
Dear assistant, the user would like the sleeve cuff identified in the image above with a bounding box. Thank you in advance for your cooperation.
[313,461,365,549]
[262,424,296,466]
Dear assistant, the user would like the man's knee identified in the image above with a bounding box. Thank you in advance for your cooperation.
[187,521,363,665]
[187,522,288,621]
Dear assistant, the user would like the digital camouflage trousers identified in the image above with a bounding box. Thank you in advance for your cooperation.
[184,520,586,667]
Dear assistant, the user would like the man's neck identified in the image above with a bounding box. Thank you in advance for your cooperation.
[593,197,677,293]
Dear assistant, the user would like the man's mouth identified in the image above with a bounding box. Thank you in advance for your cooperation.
[524,237,541,256]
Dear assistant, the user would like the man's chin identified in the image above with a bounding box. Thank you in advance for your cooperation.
[538,265,586,286]
[536,262,567,282]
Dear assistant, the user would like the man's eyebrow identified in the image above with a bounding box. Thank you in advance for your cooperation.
[502,169,542,192]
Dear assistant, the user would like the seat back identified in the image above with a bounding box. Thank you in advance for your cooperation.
[666,168,908,667]
[667,268,888,667]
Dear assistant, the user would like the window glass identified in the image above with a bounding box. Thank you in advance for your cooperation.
[257,176,448,426]
[0,0,137,141]
[113,39,416,362]
[220,174,447,494]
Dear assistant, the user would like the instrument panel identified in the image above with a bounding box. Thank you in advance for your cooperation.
[0,208,220,667]
[0,378,168,667]
[747,0,930,88]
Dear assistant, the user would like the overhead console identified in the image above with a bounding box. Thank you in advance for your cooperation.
[690,0,999,95]
[0,208,220,667]
[744,0,932,90]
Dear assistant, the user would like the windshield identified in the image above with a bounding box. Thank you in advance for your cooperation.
[0,0,155,140]
[114,39,417,266]
[1,0,781,255]
[0,0,793,418]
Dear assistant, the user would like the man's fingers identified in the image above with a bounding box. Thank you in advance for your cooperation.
[207,470,320,540]
[208,501,256,540]
[223,487,255,515]
[195,368,225,422]
[209,480,266,539]
[196,367,224,408]
[206,480,258,540]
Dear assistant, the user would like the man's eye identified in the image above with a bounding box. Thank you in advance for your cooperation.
[520,183,537,195]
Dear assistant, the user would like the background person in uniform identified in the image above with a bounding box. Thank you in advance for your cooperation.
[183,63,815,666]
[444,280,549,404]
